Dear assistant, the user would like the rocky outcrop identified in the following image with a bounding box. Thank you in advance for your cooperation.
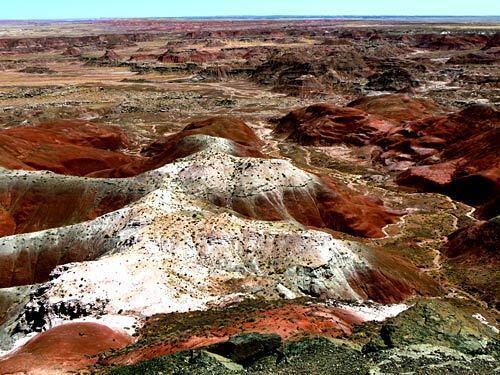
[101,49,120,61]
[278,98,498,218]
[416,33,489,50]
[62,46,82,56]
[0,128,436,359]
[96,299,499,374]
[347,94,443,122]
[366,67,420,92]
[395,104,500,217]
[274,104,395,146]
[447,52,499,65]
[93,299,407,369]
[360,298,498,355]
[444,217,500,308]
[158,49,223,63]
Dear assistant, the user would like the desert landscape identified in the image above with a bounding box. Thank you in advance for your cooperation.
[0,16,498,374]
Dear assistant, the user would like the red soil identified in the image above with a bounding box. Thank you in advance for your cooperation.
[0,120,140,176]
[101,303,364,367]
[0,120,144,239]
[0,182,141,238]
[0,322,132,374]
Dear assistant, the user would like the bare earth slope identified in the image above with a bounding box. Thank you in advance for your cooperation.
[0,18,498,374]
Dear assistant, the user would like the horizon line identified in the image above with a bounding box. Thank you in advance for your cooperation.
[1,15,500,22]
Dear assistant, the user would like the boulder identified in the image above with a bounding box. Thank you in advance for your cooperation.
[206,333,282,366]
[361,299,498,355]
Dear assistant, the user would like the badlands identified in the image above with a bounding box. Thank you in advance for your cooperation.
[0,17,498,374]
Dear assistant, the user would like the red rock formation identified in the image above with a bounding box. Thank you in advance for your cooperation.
[129,53,159,61]
[98,116,399,238]
[416,33,488,50]
[158,49,223,63]
[0,116,398,241]
[140,116,400,238]
[0,33,154,54]
[0,207,16,237]
[482,32,500,50]
[0,120,140,176]
[314,175,400,238]
[444,218,499,308]
[101,49,120,60]
[62,46,82,56]
[351,100,498,218]
[0,120,145,239]
[0,121,151,281]
[395,105,500,218]
[446,52,498,65]
[348,94,443,122]
[354,246,441,303]
[276,98,498,218]
[0,178,142,237]
[0,114,403,292]
[95,116,265,177]
[445,218,499,260]
[145,116,264,155]
[0,323,132,374]
[274,103,395,146]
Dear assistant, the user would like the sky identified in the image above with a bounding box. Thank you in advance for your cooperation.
[1,0,499,20]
